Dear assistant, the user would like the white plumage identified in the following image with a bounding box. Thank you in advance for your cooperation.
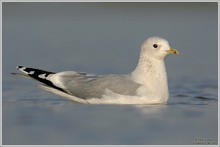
[13,36,179,104]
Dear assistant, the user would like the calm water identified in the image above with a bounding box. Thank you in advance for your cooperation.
[2,2,218,145]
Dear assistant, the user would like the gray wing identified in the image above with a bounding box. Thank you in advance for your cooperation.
[14,66,141,100]
[54,72,141,99]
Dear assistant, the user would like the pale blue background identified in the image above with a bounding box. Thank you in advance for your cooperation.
[2,2,218,145]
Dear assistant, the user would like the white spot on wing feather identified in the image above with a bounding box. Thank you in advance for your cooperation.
[29,71,35,75]
[18,66,29,74]
[39,74,46,79]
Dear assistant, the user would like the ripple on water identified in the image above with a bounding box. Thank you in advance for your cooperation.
[169,79,217,105]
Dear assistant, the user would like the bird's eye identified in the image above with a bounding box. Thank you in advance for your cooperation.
[153,44,158,48]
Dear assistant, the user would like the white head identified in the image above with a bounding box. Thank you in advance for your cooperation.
[141,36,179,60]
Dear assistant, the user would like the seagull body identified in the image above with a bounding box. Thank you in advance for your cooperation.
[13,36,179,104]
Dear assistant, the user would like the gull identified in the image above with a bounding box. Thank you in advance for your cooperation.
[12,36,179,104]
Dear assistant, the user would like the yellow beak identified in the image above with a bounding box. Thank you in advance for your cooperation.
[166,48,179,55]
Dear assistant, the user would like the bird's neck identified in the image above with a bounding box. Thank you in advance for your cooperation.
[131,55,169,98]
[132,55,167,78]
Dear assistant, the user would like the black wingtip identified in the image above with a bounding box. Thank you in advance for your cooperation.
[14,66,67,94]
[16,66,25,70]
